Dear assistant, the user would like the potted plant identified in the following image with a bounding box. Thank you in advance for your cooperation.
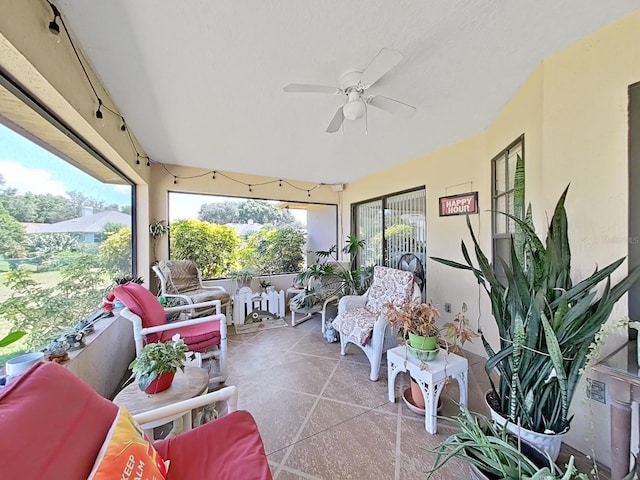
[291,234,374,311]
[229,268,255,291]
[385,301,477,355]
[385,301,477,409]
[149,220,170,264]
[129,335,193,394]
[432,186,640,459]
[427,405,590,479]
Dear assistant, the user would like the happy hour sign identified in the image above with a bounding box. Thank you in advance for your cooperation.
[439,192,479,216]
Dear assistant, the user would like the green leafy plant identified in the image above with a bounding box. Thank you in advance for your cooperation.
[170,219,239,278]
[0,331,26,348]
[385,301,477,353]
[291,235,374,310]
[229,268,255,283]
[427,405,589,479]
[128,335,193,391]
[149,220,170,239]
[432,186,640,435]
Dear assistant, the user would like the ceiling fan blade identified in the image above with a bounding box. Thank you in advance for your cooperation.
[283,84,342,95]
[326,106,344,133]
[368,95,416,118]
[360,48,404,88]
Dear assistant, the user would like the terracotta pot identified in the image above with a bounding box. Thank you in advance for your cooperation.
[408,332,438,350]
[410,377,426,409]
[144,371,175,394]
[484,390,565,461]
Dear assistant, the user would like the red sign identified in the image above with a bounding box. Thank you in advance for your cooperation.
[439,192,479,216]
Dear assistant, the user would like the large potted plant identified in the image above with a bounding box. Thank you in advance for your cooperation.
[291,234,374,311]
[427,405,592,480]
[432,186,640,459]
[129,335,193,394]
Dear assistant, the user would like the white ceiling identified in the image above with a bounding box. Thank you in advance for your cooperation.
[57,1,640,185]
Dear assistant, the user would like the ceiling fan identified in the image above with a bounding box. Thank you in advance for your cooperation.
[283,48,416,133]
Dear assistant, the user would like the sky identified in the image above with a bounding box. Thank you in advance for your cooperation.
[0,123,131,205]
[0,122,306,223]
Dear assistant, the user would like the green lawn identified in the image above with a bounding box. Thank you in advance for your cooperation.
[0,270,63,302]
[0,270,64,363]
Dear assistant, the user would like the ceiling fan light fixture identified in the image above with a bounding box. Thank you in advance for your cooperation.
[343,100,365,121]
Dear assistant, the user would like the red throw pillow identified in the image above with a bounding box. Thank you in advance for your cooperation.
[114,282,167,328]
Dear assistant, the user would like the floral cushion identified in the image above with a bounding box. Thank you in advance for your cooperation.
[332,307,377,346]
[364,266,415,314]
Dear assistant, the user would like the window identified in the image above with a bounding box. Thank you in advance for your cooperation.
[168,192,337,278]
[0,121,134,357]
[352,187,426,295]
[491,136,524,284]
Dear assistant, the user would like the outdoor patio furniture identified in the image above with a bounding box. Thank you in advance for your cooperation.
[332,266,420,381]
[153,259,232,318]
[115,281,228,384]
[0,361,272,480]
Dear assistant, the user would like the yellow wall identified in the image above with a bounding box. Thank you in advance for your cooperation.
[343,10,640,463]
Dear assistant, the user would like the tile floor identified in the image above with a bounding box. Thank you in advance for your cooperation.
[205,312,608,479]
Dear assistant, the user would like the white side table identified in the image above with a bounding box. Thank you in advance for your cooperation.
[387,345,468,434]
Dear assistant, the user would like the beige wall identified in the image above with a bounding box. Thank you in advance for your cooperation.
[342,10,640,465]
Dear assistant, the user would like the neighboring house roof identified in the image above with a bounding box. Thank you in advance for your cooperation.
[24,211,131,234]
[225,222,263,237]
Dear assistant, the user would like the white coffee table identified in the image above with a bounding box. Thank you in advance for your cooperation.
[387,345,468,434]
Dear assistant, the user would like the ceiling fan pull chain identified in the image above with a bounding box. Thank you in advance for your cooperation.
[364,99,368,135]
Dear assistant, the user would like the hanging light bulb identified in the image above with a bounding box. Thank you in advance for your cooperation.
[120,117,127,132]
[135,153,140,165]
[95,99,104,126]
[146,157,150,167]
[48,2,61,35]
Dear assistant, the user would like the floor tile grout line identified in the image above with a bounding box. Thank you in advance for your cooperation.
[274,358,342,477]
[394,399,403,480]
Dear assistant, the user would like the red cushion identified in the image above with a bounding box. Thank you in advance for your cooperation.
[114,282,167,329]
[158,321,221,352]
[155,410,272,480]
[0,362,118,480]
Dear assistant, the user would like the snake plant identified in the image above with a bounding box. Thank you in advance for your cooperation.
[432,185,640,435]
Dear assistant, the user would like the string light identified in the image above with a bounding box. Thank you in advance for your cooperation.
[95,99,103,120]
[173,176,177,185]
[48,2,61,35]
[45,2,150,167]
[158,164,336,196]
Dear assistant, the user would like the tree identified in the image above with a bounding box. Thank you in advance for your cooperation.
[0,204,26,258]
[24,233,81,271]
[198,201,240,224]
[0,257,107,349]
[239,226,305,274]
[238,199,295,226]
[170,219,239,278]
[99,226,132,279]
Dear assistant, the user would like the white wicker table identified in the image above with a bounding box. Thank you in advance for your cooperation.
[387,345,468,434]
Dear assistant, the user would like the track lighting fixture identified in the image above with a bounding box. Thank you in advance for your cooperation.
[48,2,61,35]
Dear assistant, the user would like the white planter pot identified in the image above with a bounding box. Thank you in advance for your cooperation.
[485,390,565,461]
[5,352,44,379]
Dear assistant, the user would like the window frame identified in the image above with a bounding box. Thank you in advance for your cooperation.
[491,135,524,283]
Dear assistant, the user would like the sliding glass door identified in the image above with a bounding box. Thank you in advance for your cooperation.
[353,187,426,296]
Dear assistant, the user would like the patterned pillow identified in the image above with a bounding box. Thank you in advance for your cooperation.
[364,266,414,314]
[88,406,168,480]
